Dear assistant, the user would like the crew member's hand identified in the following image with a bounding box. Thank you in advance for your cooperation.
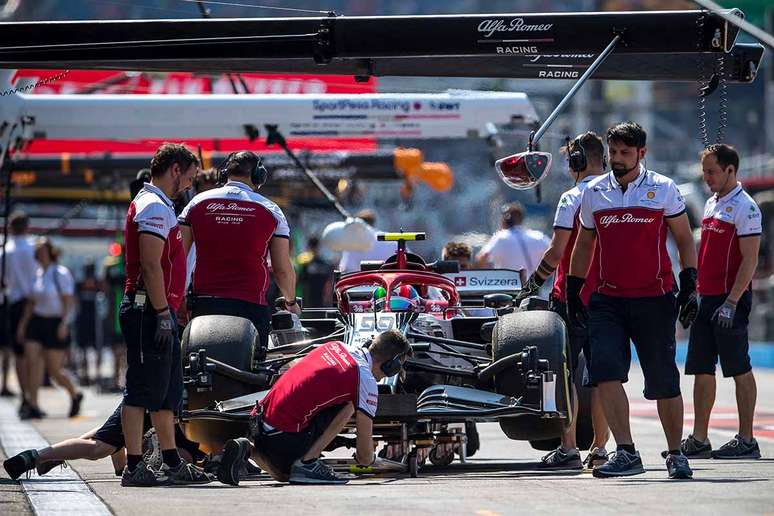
[514,272,543,305]
[154,309,175,351]
[284,298,301,315]
[676,268,699,329]
[712,298,737,329]
[566,276,588,329]
[56,321,69,342]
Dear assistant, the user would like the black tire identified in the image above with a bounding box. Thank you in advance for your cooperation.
[529,352,594,451]
[492,310,571,442]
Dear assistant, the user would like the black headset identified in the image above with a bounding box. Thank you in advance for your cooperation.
[217,151,269,189]
[364,338,407,377]
[567,133,607,173]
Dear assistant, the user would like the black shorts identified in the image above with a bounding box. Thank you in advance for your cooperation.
[686,291,752,378]
[254,404,344,476]
[27,315,70,351]
[190,296,270,351]
[0,299,27,355]
[549,298,590,380]
[587,292,681,400]
[120,296,183,412]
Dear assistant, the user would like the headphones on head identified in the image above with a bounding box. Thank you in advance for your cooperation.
[567,133,607,174]
[365,338,407,378]
[217,151,269,189]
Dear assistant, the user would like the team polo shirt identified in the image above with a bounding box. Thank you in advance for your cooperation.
[579,167,686,298]
[551,176,600,304]
[124,183,186,311]
[697,183,762,296]
[258,341,379,433]
[178,181,290,306]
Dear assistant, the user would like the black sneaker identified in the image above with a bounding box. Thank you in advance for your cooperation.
[29,405,46,419]
[68,392,84,418]
[592,449,645,478]
[538,446,583,470]
[18,400,31,420]
[711,435,761,460]
[218,438,252,486]
[241,459,262,479]
[36,460,65,476]
[583,447,609,469]
[289,459,349,485]
[163,462,214,485]
[121,460,169,487]
[661,435,712,459]
[666,453,693,479]
[3,449,39,480]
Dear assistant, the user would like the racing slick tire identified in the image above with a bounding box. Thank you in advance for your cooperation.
[529,353,594,451]
[492,310,571,442]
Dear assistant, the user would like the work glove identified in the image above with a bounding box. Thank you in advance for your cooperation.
[514,272,544,305]
[712,298,737,329]
[676,268,699,329]
[566,276,588,329]
[154,310,175,351]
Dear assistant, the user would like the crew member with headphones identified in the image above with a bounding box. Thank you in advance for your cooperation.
[179,151,299,353]
[515,131,610,470]
[681,144,763,460]
[218,330,413,485]
[568,122,699,480]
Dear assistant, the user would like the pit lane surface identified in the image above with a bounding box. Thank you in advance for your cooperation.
[2,366,773,516]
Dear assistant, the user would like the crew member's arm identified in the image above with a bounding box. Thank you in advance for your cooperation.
[16,298,34,344]
[665,184,699,327]
[569,228,595,278]
[666,213,698,270]
[56,269,76,341]
[518,229,571,299]
[269,237,300,314]
[139,235,168,311]
[728,236,760,303]
[178,200,195,255]
[180,225,194,256]
[354,410,375,466]
[475,234,499,268]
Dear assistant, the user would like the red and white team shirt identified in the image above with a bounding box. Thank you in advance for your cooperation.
[697,183,762,296]
[258,341,379,433]
[179,181,290,305]
[124,183,186,311]
[551,176,600,304]
[579,166,686,298]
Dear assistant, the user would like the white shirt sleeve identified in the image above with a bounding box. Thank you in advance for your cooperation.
[579,188,596,230]
[56,266,75,296]
[357,369,379,418]
[664,181,687,218]
[480,233,503,263]
[134,201,172,239]
[272,208,290,238]
[553,192,576,230]
[735,199,763,236]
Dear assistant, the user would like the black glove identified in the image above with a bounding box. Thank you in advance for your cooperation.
[154,310,175,351]
[515,272,544,305]
[712,298,737,329]
[566,276,588,329]
[676,268,699,329]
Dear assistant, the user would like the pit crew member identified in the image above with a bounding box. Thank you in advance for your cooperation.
[516,132,610,470]
[179,151,299,354]
[121,143,210,486]
[682,144,762,459]
[441,241,473,270]
[568,122,698,479]
[220,330,412,485]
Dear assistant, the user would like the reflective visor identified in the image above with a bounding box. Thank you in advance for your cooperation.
[495,151,552,190]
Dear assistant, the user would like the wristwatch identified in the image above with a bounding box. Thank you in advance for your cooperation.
[285,298,297,306]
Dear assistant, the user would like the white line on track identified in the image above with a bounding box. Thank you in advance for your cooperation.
[0,398,112,515]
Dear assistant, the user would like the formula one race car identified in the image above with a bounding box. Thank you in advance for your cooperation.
[180,232,592,476]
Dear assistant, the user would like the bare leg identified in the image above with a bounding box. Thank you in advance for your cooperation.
[590,387,610,450]
[597,381,633,445]
[121,405,145,457]
[691,374,716,442]
[111,450,127,474]
[149,410,176,452]
[44,350,78,397]
[733,371,757,441]
[24,341,44,408]
[301,403,355,461]
[15,354,27,401]
[38,438,116,462]
[657,395,685,452]
[560,385,579,450]
[1,348,9,391]
[112,343,126,388]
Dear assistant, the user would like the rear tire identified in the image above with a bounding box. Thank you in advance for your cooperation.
[492,310,571,442]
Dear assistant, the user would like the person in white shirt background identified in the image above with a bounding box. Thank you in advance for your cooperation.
[0,212,38,406]
[338,209,399,273]
[476,202,550,280]
[16,237,83,420]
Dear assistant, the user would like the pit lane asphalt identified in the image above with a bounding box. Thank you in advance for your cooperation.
[2,366,773,516]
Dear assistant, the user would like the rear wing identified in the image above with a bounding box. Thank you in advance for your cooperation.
[444,269,522,304]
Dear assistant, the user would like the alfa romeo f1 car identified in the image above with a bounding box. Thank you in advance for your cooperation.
[180,232,592,476]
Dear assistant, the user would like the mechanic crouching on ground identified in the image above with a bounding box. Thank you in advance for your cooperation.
[219,330,413,485]
[178,151,300,353]
[120,143,212,486]
[568,122,698,479]
[516,132,610,470]
[682,144,763,459]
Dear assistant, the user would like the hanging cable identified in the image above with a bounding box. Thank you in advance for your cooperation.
[715,53,728,144]
[696,12,711,148]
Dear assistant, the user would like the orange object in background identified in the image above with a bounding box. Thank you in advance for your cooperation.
[394,147,454,193]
